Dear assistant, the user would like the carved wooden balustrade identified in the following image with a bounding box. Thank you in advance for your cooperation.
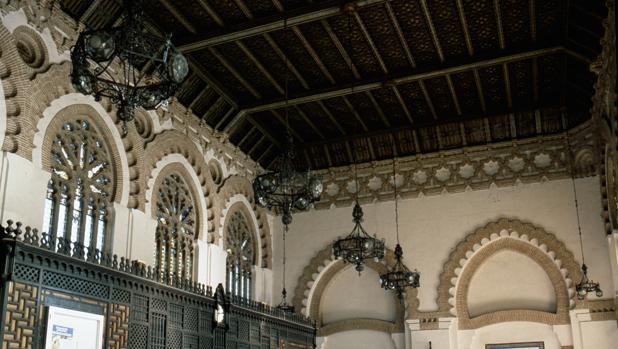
[0,220,315,349]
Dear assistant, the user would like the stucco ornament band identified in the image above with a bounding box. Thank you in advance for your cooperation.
[313,122,596,210]
[437,218,582,330]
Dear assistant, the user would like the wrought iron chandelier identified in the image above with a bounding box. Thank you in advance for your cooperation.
[333,157,385,273]
[252,11,322,225]
[70,0,189,126]
[253,133,323,225]
[380,158,420,299]
[332,6,384,274]
[567,136,602,300]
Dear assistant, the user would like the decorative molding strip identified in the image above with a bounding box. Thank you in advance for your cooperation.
[312,122,596,210]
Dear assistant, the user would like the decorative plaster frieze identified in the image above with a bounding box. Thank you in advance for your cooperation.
[313,122,596,210]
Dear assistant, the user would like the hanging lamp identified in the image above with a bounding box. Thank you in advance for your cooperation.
[333,150,385,273]
[332,10,384,274]
[567,136,602,299]
[70,0,189,127]
[379,158,420,298]
[253,2,322,226]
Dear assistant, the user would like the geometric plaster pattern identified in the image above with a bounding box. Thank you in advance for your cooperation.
[436,218,582,329]
[313,123,597,210]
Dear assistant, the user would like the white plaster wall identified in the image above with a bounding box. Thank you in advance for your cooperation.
[275,178,614,312]
[467,250,556,317]
[320,265,398,324]
[319,330,397,349]
[464,322,562,349]
[111,205,157,264]
[570,309,618,349]
[0,152,50,226]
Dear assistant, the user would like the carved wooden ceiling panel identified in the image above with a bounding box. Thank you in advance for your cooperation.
[60,0,608,170]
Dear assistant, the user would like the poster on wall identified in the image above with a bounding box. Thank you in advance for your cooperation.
[486,343,545,349]
[44,306,105,349]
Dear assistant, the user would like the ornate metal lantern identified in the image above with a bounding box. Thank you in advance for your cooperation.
[70,0,189,126]
[576,264,602,299]
[566,136,602,300]
[253,134,323,225]
[379,158,420,298]
[380,244,420,298]
[333,201,385,273]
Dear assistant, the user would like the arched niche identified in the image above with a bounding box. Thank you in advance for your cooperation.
[320,265,398,325]
[467,249,557,317]
[437,219,580,330]
[294,243,420,337]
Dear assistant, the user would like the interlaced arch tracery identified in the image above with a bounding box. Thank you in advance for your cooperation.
[42,119,114,253]
[225,209,255,299]
[155,172,197,280]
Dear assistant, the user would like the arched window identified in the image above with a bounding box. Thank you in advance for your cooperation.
[225,210,255,299]
[155,173,196,280]
[42,119,114,253]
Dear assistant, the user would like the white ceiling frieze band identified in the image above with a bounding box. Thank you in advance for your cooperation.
[313,121,596,209]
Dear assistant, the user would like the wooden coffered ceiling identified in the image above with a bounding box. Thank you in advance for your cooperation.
[61,0,608,170]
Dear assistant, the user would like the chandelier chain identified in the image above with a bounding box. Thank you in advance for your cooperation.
[566,135,586,264]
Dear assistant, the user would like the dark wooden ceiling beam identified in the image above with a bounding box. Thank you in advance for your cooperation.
[159,0,197,34]
[215,106,237,130]
[80,0,103,22]
[202,96,225,121]
[532,57,539,104]
[455,0,474,56]
[257,144,275,163]
[473,69,487,113]
[178,0,387,52]
[295,106,325,139]
[503,63,513,108]
[530,0,537,42]
[263,33,310,89]
[445,74,462,116]
[318,101,346,135]
[293,26,336,84]
[188,86,211,110]
[209,47,261,98]
[246,115,282,147]
[295,105,559,149]
[494,0,506,49]
[269,110,305,143]
[420,0,445,62]
[342,96,369,131]
[322,19,361,79]
[188,57,240,109]
[366,91,391,127]
[236,41,284,94]
[195,0,225,26]
[249,136,266,157]
[385,1,416,68]
[241,46,563,113]
[391,86,414,124]
[232,0,253,18]
[223,110,248,133]
[419,80,438,120]
[353,11,388,74]
[238,126,257,148]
